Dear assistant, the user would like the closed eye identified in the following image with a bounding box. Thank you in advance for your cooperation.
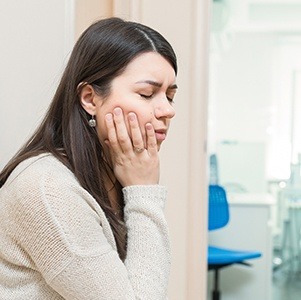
[140,94,154,99]
[140,93,175,103]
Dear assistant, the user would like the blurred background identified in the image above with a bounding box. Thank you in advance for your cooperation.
[208,0,301,299]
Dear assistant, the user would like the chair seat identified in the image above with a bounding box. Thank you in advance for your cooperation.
[208,246,262,265]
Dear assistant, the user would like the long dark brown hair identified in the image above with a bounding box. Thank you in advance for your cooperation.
[0,17,177,260]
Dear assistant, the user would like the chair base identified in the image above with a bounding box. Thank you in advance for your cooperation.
[210,267,221,300]
[208,261,256,300]
[212,290,220,300]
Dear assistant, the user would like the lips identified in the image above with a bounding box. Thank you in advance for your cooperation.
[155,129,167,141]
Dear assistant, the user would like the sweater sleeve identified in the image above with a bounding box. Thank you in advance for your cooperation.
[123,185,171,299]
[9,165,170,300]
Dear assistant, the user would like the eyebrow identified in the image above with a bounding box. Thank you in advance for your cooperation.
[135,80,178,90]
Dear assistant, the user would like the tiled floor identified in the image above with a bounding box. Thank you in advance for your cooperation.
[273,269,301,300]
[272,248,301,300]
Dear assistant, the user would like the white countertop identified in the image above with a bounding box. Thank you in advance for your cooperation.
[227,192,276,206]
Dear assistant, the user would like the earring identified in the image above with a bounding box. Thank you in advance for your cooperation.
[88,115,96,127]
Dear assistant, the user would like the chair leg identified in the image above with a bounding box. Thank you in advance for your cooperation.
[212,269,220,300]
[212,290,220,300]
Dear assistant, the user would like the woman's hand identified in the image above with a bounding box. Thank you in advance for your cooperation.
[104,107,160,187]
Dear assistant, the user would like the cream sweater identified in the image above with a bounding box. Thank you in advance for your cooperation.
[0,154,170,299]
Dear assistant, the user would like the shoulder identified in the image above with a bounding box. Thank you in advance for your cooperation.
[5,153,76,189]
[0,153,107,229]
[0,153,84,210]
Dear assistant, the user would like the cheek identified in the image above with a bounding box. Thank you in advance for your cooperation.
[95,100,123,141]
[95,113,107,143]
[119,102,154,127]
[94,108,150,141]
[95,98,154,140]
[132,110,154,134]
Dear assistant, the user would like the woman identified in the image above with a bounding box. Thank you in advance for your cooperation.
[0,17,177,299]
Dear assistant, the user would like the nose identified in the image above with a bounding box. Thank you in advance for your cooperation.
[154,98,176,119]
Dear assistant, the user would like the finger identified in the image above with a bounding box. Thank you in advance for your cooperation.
[113,107,132,153]
[128,112,145,151]
[145,123,157,156]
[105,113,122,154]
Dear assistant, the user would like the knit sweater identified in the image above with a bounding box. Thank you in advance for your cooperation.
[0,154,170,299]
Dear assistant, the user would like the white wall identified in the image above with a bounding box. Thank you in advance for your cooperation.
[209,0,301,187]
[213,33,275,143]
[210,30,301,191]
[0,0,74,168]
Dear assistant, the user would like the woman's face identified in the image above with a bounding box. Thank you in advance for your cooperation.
[94,52,177,151]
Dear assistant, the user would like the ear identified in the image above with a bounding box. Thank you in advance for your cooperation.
[78,83,99,115]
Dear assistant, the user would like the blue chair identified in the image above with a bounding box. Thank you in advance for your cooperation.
[208,185,262,300]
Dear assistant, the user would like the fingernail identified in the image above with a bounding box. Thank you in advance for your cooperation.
[146,123,152,130]
[105,113,112,121]
[114,107,122,116]
[129,113,136,121]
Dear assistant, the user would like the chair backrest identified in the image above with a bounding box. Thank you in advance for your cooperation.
[208,185,230,231]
